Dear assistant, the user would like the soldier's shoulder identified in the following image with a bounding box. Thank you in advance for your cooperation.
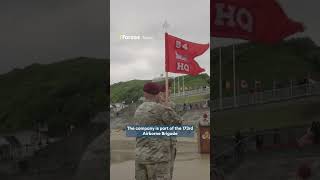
[155,103,174,111]
[165,106,175,112]
[137,101,157,108]
[149,102,169,113]
[136,101,164,113]
[160,105,178,115]
[168,101,176,109]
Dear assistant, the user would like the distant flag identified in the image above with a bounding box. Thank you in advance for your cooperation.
[241,80,248,88]
[165,33,209,76]
[211,0,304,43]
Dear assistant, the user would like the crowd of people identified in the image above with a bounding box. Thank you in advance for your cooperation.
[177,101,209,111]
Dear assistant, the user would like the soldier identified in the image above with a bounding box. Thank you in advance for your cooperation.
[159,84,178,179]
[234,131,244,161]
[135,82,182,180]
[159,84,176,109]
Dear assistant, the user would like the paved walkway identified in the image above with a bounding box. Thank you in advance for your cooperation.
[110,130,210,180]
[111,155,209,180]
[225,145,320,180]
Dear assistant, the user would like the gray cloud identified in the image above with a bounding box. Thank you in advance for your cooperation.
[0,0,108,74]
[110,0,210,84]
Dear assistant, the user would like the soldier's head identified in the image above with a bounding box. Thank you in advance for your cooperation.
[143,82,160,102]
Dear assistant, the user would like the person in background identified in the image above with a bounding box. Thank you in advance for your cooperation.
[298,121,319,147]
[199,113,209,126]
[234,131,244,161]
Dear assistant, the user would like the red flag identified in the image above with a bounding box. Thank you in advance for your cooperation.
[165,33,209,76]
[211,0,304,43]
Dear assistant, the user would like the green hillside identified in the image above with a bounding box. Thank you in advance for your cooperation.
[110,80,148,104]
[0,57,107,135]
[173,73,210,91]
[110,73,210,104]
[211,37,320,97]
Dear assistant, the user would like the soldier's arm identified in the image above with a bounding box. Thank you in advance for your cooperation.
[161,106,183,125]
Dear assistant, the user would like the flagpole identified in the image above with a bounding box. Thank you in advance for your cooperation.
[165,72,169,103]
[273,80,276,97]
[183,75,185,96]
[163,20,170,104]
[233,44,237,107]
[178,76,180,95]
[173,76,176,97]
[219,47,222,110]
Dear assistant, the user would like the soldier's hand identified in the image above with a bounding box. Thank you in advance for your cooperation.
[162,107,183,125]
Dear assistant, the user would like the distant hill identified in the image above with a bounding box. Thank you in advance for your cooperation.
[211,37,320,97]
[110,73,210,104]
[0,57,107,135]
[110,79,148,104]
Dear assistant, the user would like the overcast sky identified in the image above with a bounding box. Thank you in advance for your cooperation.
[110,0,210,84]
[0,0,108,74]
[0,0,319,81]
[111,0,320,84]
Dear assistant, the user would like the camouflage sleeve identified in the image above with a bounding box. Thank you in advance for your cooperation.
[161,106,183,125]
[169,101,176,109]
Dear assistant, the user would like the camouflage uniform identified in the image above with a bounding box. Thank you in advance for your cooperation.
[134,99,182,180]
[166,100,177,179]
[167,101,176,110]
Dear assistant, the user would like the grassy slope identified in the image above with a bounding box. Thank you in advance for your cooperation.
[110,73,210,104]
[110,80,148,104]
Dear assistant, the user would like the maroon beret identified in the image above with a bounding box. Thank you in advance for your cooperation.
[143,82,160,95]
[160,83,172,92]
[160,84,166,92]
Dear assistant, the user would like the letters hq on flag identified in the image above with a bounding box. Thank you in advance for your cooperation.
[165,33,209,76]
[210,0,304,43]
